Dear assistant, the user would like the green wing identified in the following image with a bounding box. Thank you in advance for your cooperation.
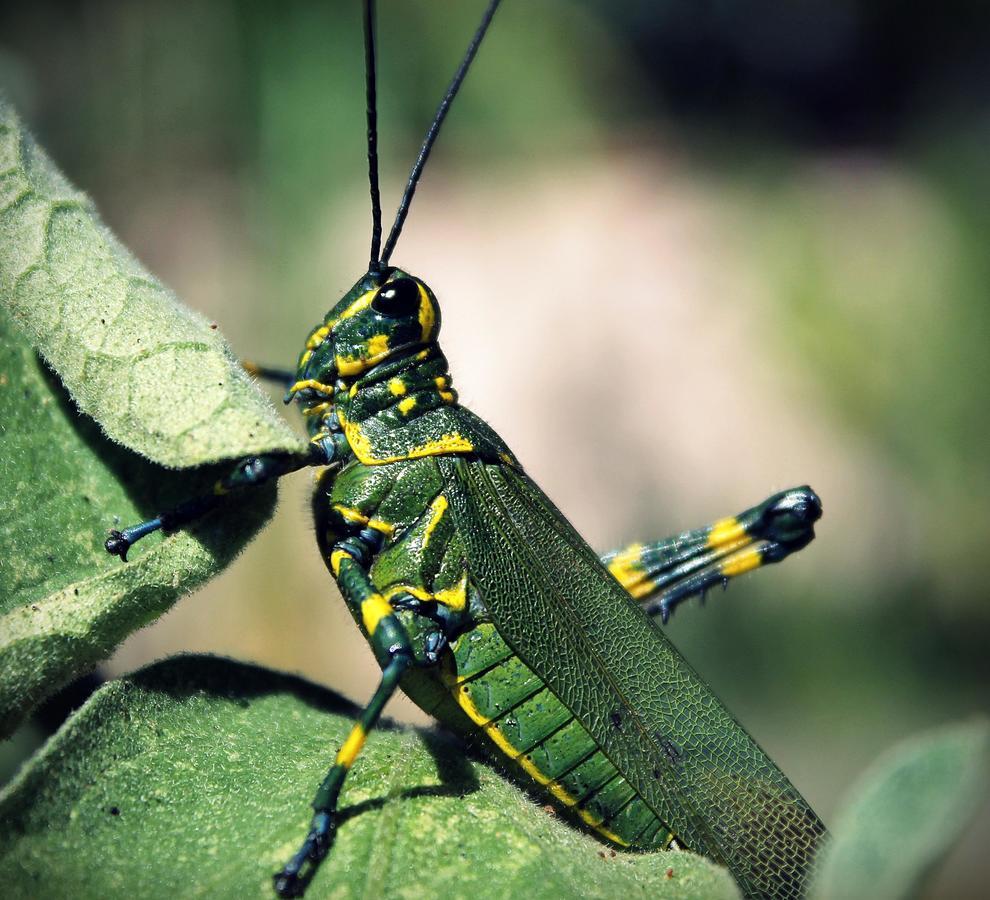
[441,457,825,900]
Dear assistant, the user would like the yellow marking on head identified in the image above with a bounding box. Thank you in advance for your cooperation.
[302,401,332,417]
[361,594,393,635]
[398,396,418,416]
[330,549,352,576]
[335,723,367,769]
[435,573,468,611]
[289,379,335,396]
[306,324,331,350]
[708,517,747,549]
[337,288,376,323]
[388,378,407,396]
[434,376,447,389]
[721,546,763,577]
[607,543,648,593]
[310,431,329,444]
[438,390,456,404]
[299,350,313,367]
[499,452,516,466]
[367,333,390,357]
[416,349,430,361]
[422,496,448,549]
[349,383,358,398]
[417,284,435,341]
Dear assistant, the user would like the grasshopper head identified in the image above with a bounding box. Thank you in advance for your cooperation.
[285,268,441,404]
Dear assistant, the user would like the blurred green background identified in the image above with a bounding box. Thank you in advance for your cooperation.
[2,1,988,895]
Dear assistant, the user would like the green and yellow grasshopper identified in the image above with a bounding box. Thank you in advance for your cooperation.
[106,1,826,896]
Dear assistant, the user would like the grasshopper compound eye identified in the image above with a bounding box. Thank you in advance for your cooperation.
[372,278,420,318]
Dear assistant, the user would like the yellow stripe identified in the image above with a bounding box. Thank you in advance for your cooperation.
[335,723,367,768]
[333,504,368,525]
[721,546,763,577]
[434,573,468,611]
[306,324,331,350]
[378,575,467,612]
[607,544,648,594]
[368,519,395,536]
[708,517,747,549]
[450,668,628,847]
[422,496,448,549]
[382,584,434,603]
[330,549,352,576]
[361,594,393,634]
[339,408,474,465]
[331,504,395,537]
[417,284,435,341]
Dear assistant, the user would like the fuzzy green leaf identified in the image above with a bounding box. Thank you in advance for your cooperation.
[0,656,737,899]
[809,719,990,900]
[0,100,306,733]
[0,311,278,734]
[0,99,303,466]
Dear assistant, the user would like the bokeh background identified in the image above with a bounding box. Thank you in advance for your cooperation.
[2,1,988,894]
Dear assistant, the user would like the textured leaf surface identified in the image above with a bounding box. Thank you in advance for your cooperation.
[0,656,736,900]
[809,719,990,900]
[0,310,277,734]
[0,99,303,466]
[0,100,304,732]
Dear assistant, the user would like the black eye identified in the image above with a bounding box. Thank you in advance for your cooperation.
[371,278,420,318]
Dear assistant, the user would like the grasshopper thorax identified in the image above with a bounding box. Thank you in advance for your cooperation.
[285,268,441,407]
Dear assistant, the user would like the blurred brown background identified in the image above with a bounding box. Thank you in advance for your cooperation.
[2,1,988,894]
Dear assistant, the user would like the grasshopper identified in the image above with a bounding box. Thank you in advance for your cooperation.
[106,2,826,896]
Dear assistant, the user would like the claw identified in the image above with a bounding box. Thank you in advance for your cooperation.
[105,530,131,562]
[273,812,334,898]
[272,872,303,898]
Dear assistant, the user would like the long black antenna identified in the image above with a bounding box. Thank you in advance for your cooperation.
[363,0,383,271]
[380,0,501,266]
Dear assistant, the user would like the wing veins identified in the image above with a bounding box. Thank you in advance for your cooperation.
[460,461,720,854]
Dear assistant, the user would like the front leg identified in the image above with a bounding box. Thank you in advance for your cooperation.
[602,486,821,622]
[240,361,296,389]
[105,449,324,560]
[273,548,413,898]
